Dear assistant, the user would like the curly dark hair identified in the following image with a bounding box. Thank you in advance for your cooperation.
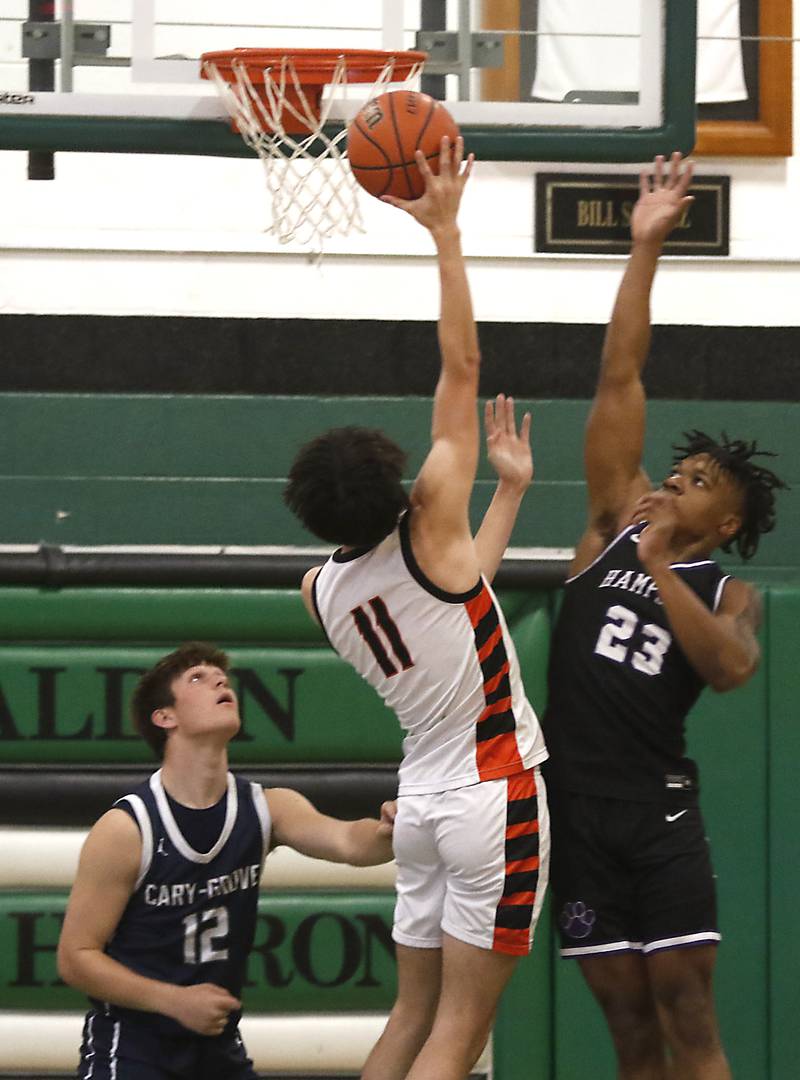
[284,426,410,547]
[672,430,788,560]
[131,642,230,759]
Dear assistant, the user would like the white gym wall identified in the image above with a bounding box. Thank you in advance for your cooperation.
[0,1,798,328]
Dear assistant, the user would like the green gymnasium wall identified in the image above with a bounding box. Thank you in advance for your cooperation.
[1,585,798,1076]
[1,392,798,1077]
[0,394,797,580]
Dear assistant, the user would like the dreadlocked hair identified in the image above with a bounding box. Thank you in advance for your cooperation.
[671,430,788,561]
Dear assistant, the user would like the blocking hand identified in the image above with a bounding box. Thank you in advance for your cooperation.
[485,394,533,493]
[631,152,694,247]
[381,135,474,231]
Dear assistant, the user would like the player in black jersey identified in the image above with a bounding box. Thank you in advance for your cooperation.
[542,153,786,1080]
[57,642,396,1080]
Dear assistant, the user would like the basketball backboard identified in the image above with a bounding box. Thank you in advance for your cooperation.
[0,1,696,162]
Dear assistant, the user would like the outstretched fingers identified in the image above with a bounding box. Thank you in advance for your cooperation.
[484,397,498,440]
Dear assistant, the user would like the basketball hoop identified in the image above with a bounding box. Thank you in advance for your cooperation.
[200,48,427,247]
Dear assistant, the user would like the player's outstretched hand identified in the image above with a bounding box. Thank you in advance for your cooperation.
[381,135,474,232]
[485,394,533,493]
[377,800,397,839]
[631,151,694,248]
[167,982,240,1036]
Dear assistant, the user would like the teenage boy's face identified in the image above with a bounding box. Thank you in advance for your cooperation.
[165,663,241,741]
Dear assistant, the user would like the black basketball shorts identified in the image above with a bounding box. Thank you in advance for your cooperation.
[548,789,720,958]
[77,1010,259,1080]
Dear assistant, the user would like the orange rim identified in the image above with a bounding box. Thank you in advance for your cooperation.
[200,48,427,86]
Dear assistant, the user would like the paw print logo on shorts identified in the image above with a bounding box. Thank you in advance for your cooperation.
[559,900,596,940]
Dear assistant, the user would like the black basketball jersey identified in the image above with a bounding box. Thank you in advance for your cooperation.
[98,770,270,1037]
[543,523,730,803]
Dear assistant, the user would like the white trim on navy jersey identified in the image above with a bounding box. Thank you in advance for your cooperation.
[150,770,238,864]
[81,1012,96,1079]
[565,524,640,584]
[109,1019,120,1079]
[250,783,271,869]
[115,794,153,890]
[713,575,731,612]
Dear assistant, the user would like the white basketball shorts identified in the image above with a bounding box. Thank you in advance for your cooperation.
[392,766,549,955]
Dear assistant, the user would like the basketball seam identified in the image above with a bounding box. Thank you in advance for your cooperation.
[388,92,416,200]
[415,96,438,156]
[349,117,393,198]
[343,153,441,172]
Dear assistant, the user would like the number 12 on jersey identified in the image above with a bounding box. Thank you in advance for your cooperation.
[595,604,672,676]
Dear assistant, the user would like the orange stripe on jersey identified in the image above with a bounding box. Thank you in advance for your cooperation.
[492,768,540,956]
[505,820,540,840]
[507,771,537,803]
[477,625,504,663]
[465,588,493,628]
[505,855,540,876]
[483,662,510,697]
[476,731,524,780]
[477,696,513,721]
[465,583,524,783]
[498,891,537,908]
[492,925,532,956]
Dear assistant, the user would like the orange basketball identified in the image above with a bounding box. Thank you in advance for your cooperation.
[347,90,460,201]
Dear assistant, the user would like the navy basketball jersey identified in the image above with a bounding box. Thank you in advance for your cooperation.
[543,524,729,803]
[99,770,270,1037]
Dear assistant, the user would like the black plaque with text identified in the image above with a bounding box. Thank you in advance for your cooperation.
[535,174,730,256]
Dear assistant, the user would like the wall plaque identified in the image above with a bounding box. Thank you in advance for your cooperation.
[535,173,730,255]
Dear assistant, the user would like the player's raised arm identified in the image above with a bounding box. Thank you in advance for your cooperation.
[474,394,533,583]
[384,137,479,550]
[581,153,694,548]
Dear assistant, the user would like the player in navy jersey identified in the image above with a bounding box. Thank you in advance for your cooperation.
[57,642,396,1080]
[542,153,786,1080]
[284,138,549,1080]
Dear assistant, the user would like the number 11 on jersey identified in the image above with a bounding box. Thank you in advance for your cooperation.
[351,595,414,678]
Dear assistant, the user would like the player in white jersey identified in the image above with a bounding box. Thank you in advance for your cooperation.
[284,138,549,1080]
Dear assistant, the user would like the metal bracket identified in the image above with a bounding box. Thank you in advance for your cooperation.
[22,21,111,61]
[415,31,505,75]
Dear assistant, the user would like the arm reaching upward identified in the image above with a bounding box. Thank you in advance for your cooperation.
[574,153,694,572]
[475,394,533,583]
[383,137,481,593]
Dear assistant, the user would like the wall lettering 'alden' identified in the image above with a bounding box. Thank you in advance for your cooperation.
[0,666,302,742]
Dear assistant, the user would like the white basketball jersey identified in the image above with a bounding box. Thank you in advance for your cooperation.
[312,513,547,797]
[532,0,746,105]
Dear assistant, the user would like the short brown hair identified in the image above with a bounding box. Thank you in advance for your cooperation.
[284,426,409,547]
[131,642,230,759]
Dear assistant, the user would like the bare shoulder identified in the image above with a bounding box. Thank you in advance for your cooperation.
[568,516,629,578]
[300,566,323,623]
[79,808,142,881]
[265,787,314,823]
[718,577,762,628]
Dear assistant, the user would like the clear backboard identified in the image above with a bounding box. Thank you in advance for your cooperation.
[0,1,696,162]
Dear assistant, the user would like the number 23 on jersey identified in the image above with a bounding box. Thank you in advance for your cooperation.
[595,603,672,676]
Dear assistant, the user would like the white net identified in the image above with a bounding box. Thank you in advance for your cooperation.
[202,53,425,248]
